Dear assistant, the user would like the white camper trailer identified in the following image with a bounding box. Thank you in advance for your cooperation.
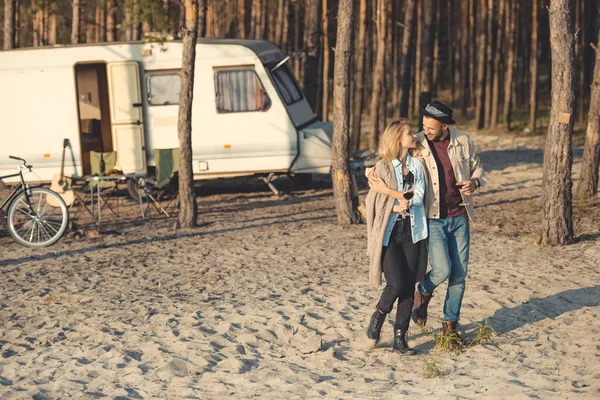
[0,39,332,187]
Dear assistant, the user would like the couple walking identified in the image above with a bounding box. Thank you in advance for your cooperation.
[365,101,486,354]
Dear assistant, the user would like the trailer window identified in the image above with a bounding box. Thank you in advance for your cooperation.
[214,69,271,113]
[271,64,303,105]
[146,73,180,106]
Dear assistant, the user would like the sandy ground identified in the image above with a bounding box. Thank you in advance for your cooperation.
[0,127,599,399]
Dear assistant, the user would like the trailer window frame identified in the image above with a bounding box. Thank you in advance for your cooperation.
[145,70,181,106]
[268,63,303,106]
[213,66,272,114]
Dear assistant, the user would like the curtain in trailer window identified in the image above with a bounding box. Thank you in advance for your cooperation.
[215,70,268,113]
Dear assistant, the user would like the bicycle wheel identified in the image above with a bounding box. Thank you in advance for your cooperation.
[7,187,69,247]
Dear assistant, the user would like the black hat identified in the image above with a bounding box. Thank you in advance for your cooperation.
[421,101,456,125]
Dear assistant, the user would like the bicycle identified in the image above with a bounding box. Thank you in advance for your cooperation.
[0,156,69,247]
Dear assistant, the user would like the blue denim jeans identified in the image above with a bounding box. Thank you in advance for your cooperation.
[418,215,470,321]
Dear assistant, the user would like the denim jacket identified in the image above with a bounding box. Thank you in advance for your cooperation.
[381,154,428,246]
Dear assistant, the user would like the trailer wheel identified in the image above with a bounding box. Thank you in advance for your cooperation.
[126,179,148,203]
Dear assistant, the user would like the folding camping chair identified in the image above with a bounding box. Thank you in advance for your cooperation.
[71,151,121,223]
[141,148,179,217]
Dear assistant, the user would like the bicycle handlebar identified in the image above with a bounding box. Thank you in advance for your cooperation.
[9,156,32,171]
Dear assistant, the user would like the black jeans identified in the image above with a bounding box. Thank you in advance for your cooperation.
[377,218,422,331]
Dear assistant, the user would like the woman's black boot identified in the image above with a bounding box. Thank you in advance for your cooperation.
[366,310,386,343]
[393,327,416,355]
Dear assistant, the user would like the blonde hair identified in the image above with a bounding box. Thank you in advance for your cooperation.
[378,119,413,161]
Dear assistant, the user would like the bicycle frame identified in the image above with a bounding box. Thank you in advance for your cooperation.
[0,166,34,215]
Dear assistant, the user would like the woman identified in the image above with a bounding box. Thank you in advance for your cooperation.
[365,119,428,355]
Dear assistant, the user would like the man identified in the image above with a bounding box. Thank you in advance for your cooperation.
[410,101,486,346]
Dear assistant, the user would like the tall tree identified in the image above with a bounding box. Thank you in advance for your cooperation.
[321,0,330,121]
[368,0,386,150]
[198,0,207,37]
[542,0,575,246]
[4,0,16,50]
[303,0,321,113]
[418,0,436,130]
[475,0,487,129]
[350,0,367,151]
[490,0,504,129]
[576,19,600,200]
[483,0,493,128]
[331,0,360,226]
[178,0,199,228]
[106,0,116,41]
[528,0,539,134]
[398,0,416,118]
[503,0,517,129]
[71,0,80,44]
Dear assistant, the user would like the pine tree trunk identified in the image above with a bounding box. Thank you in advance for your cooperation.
[71,0,80,44]
[368,0,386,150]
[483,0,494,129]
[132,0,141,40]
[4,0,16,50]
[351,0,367,151]
[321,0,329,121]
[332,0,360,227]
[178,0,199,229]
[475,0,486,129]
[96,1,106,43]
[281,0,289,52]
[106,0,116,41]
[503,0,517,129]
[237,0,245,38]
[542,0,575,246]
[468,0,476,111]
[460,0,470,113]
[419,0,436,130]
[575,24,600,200]
[198,0,207,37]
[528,0,539,134]
[303,0,321,113]
[125,0,133,41]
[490,0,504,129]
[397,1,415,119]
[86,0,96,43]
[432,3,441,98]
[412,1,422,119]
[293,1,302,79]
[48,11,56,45]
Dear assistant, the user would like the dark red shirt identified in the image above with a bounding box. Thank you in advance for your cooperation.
[428,138,466,218]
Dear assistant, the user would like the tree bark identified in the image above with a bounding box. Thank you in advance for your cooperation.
[368,0,386,150]
[321,0,330,121]
[96,1,106,43]
[48,10,56,45]
[293,0,302,79]
[71,0,80,44]
[303,0,321,113]
[412,1,422,119]
[528,0,539,134]
[178,0,199,229]
[198,0,207,37]
[398,0,416,119]
[490,0,504,129]
[4,0,16,50]
[575,24,600,200]
[106,0,116,42]
[503,0,517,129]
[350,0,367,151]
[483,0,493,129]
[475,0,486,129]
[460,0,470,113]
[331,0,360,227]
[237,0,245,38]
[418,0,436,131]
[542,0,575,246]
[280,0,289,53]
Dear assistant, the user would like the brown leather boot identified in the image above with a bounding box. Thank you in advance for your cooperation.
[411,290,432,328]
[441,321,464,349]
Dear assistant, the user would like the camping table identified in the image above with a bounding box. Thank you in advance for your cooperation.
[83,174,144,230]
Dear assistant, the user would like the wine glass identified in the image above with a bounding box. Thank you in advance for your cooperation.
[456,171,470,207]
[400,171,414,218]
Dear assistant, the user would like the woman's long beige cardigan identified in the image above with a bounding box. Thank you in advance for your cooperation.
[365,159,428,286]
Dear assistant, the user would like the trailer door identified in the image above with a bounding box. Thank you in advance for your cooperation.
[107,61,147,174]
